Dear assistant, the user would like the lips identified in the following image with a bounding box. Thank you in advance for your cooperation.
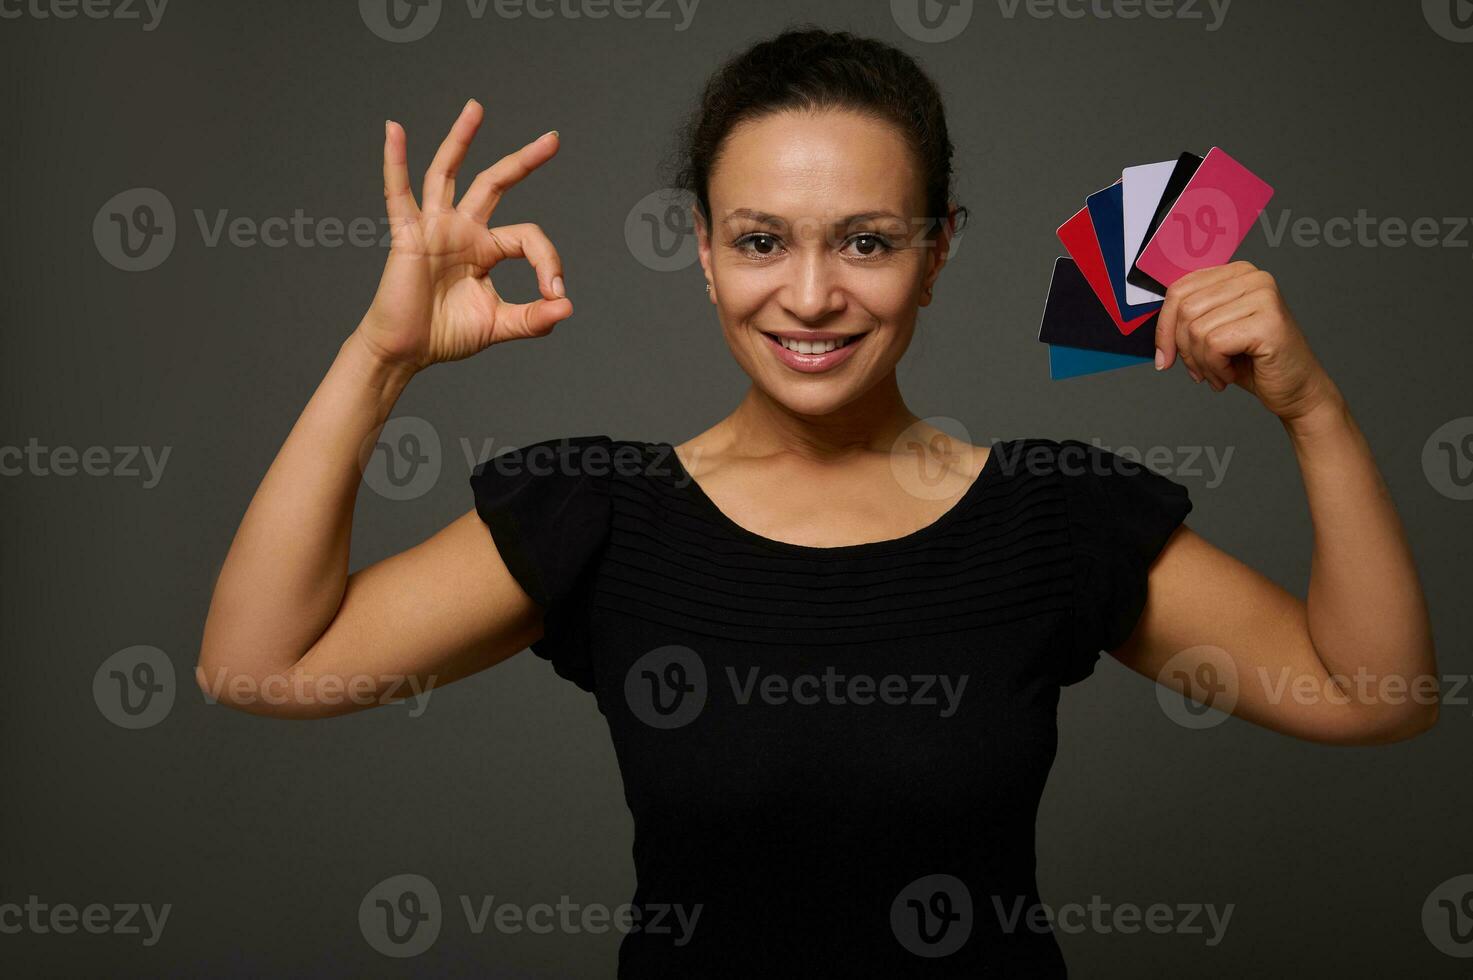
[760,330,870,374]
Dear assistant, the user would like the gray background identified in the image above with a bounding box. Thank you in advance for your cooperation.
[2,0,1471,975]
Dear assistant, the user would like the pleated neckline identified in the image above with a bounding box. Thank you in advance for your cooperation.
[653,439,1006,559]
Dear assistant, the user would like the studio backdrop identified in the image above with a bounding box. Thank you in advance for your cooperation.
[2,0,1471,976]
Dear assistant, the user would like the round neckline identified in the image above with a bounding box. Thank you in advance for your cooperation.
[656,439,1004,557]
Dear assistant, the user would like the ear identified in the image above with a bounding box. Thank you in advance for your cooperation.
[693,203,717,303]
[918,207,957,308]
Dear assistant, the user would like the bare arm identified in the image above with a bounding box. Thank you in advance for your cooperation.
[1112,263,1437,745]
[197,100,574,718]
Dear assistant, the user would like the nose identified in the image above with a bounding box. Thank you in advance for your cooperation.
[779,249,846,324]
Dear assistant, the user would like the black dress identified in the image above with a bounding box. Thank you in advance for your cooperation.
[469,435,1191,978]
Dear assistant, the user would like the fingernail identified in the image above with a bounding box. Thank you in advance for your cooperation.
[552,275,565,298]
[1187,367,1202,383]
[543,130,559,141]
[1154,348,1165,371]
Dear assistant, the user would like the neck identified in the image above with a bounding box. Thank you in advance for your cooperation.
[718,374,921,462]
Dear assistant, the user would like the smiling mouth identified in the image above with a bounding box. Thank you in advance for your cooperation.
[758,329,872,374]
[761,331,870,354]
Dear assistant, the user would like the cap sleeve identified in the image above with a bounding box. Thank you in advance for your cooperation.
[1057,439,1193,686]
[468,434,613,693]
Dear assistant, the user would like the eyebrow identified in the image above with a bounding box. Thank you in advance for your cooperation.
[721,208,908,228]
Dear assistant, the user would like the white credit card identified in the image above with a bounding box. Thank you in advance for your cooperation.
[1121,159,1177,305]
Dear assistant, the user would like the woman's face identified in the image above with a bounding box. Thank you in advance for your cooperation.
[696,109,951,418]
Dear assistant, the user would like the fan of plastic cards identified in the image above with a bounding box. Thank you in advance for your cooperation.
[1039,147,1274,379]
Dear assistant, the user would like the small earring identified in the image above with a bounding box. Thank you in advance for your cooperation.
[705,283,711,293]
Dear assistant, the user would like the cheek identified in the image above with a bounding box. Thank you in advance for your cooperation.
[844,260,928,323]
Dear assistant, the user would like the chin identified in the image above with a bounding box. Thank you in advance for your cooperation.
[760,381,868,419]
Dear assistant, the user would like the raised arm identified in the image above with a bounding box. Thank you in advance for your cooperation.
[197,100,573,719]
[1111,262,1438,745]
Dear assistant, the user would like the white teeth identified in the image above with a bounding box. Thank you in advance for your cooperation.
[779,336,846,354]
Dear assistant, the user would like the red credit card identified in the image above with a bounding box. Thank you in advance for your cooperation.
[1057,203,1157,336]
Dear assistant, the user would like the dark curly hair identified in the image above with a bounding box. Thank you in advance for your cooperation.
[669,25,968,239]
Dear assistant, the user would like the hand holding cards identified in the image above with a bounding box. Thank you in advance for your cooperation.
[1039,147,1273,379]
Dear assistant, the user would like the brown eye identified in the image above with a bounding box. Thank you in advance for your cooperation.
[734,233,783,258]
[845,233,893,258]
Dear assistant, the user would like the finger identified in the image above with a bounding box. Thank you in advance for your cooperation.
[1152,307,1177,373]
[1171,259,1259,296]
[382,120,418,228]
[1172,273,1258,358]
[1174,304,1207,384]
[1156,261,1256,369]
[422,99,485,211]
[459,130,560,225]
[482,223,567,299]
[1186,319,1229,390]
[493,295,574,341]
[1197,313,1264,389]
[1183,286,1274,389]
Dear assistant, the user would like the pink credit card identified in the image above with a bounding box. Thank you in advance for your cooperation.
[1133,147,1273,287]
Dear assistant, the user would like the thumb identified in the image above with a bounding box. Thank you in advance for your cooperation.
[496,296,574,341]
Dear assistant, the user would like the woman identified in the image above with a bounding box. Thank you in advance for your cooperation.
[198,27,1438,978]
